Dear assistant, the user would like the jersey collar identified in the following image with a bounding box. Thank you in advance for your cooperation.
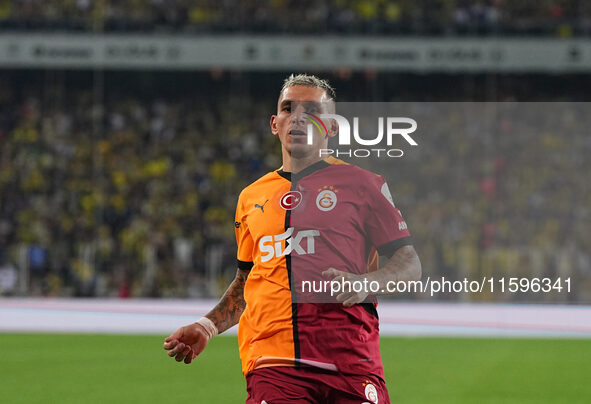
[276,159,330,182]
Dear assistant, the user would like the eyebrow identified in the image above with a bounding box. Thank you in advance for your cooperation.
[280,100,323,107]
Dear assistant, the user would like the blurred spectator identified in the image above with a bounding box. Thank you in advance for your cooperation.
[0,0,589,36]
[0,252,18,295]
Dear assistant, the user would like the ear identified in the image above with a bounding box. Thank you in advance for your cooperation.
[270,115,279,137]
[326,117,339,138]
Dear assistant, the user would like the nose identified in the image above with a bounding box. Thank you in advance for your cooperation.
[291,105,307,125]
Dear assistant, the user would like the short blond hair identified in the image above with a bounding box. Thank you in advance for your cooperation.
[281,74,336,100]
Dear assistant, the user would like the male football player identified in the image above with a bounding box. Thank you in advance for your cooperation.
[164,74,421,403]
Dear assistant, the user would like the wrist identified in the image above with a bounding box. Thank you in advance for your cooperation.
[196,317,219,340]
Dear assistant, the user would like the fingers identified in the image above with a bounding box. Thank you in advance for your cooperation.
[164,324,209,365]
[175,345,192,362]
[163,338,178,350]
[335,291,353,303]
[322,267,345,280]
[336,292,360,307]
[164,338,196,364]
[342,295,359,308]
[163,327,184,350]
[184,351,196,365]
[167,342,185,357]
[163,328,185,356]
[336,284,369,307]
[167,342,193,363]
[323,267,366,307]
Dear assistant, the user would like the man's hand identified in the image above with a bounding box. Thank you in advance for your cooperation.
[163,323,210,364]
[163,268,247,365]
[322,246,421,308]
[322,267,369,307]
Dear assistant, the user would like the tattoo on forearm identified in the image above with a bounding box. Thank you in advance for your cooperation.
[204,268,249,334]
[372,245,421,287]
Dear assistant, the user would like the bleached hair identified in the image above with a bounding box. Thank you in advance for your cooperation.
[281,74,336,100]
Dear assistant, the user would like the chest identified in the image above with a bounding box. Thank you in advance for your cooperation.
[244,176,368,243]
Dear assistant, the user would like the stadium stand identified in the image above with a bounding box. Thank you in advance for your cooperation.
[0,0,590,36]
[1,71,589,300]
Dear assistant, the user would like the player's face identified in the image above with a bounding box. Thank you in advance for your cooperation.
[270,85,334,160]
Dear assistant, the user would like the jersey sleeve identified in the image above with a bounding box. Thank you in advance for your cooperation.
[235,192,254,270]
[363,175,413,257]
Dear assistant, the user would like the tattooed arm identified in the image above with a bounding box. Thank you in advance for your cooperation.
[323,245,421,307]
[163,268,249,364]
[203,268,249,333]
[369,245,422,286]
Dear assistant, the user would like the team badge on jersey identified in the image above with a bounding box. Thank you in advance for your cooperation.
[316,185,338,212]
[363,381,379,403]
[280,191,302,210]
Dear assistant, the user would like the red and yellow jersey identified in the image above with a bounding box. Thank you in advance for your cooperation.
[234,157,412,378]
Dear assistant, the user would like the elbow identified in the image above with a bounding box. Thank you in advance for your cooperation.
[412,252,422,281]
[414,259,422,281]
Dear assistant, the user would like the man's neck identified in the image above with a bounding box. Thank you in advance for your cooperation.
[281,154,323,174]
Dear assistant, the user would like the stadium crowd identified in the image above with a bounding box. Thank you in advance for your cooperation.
[0,73,589,302]
[0,0,590,36]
